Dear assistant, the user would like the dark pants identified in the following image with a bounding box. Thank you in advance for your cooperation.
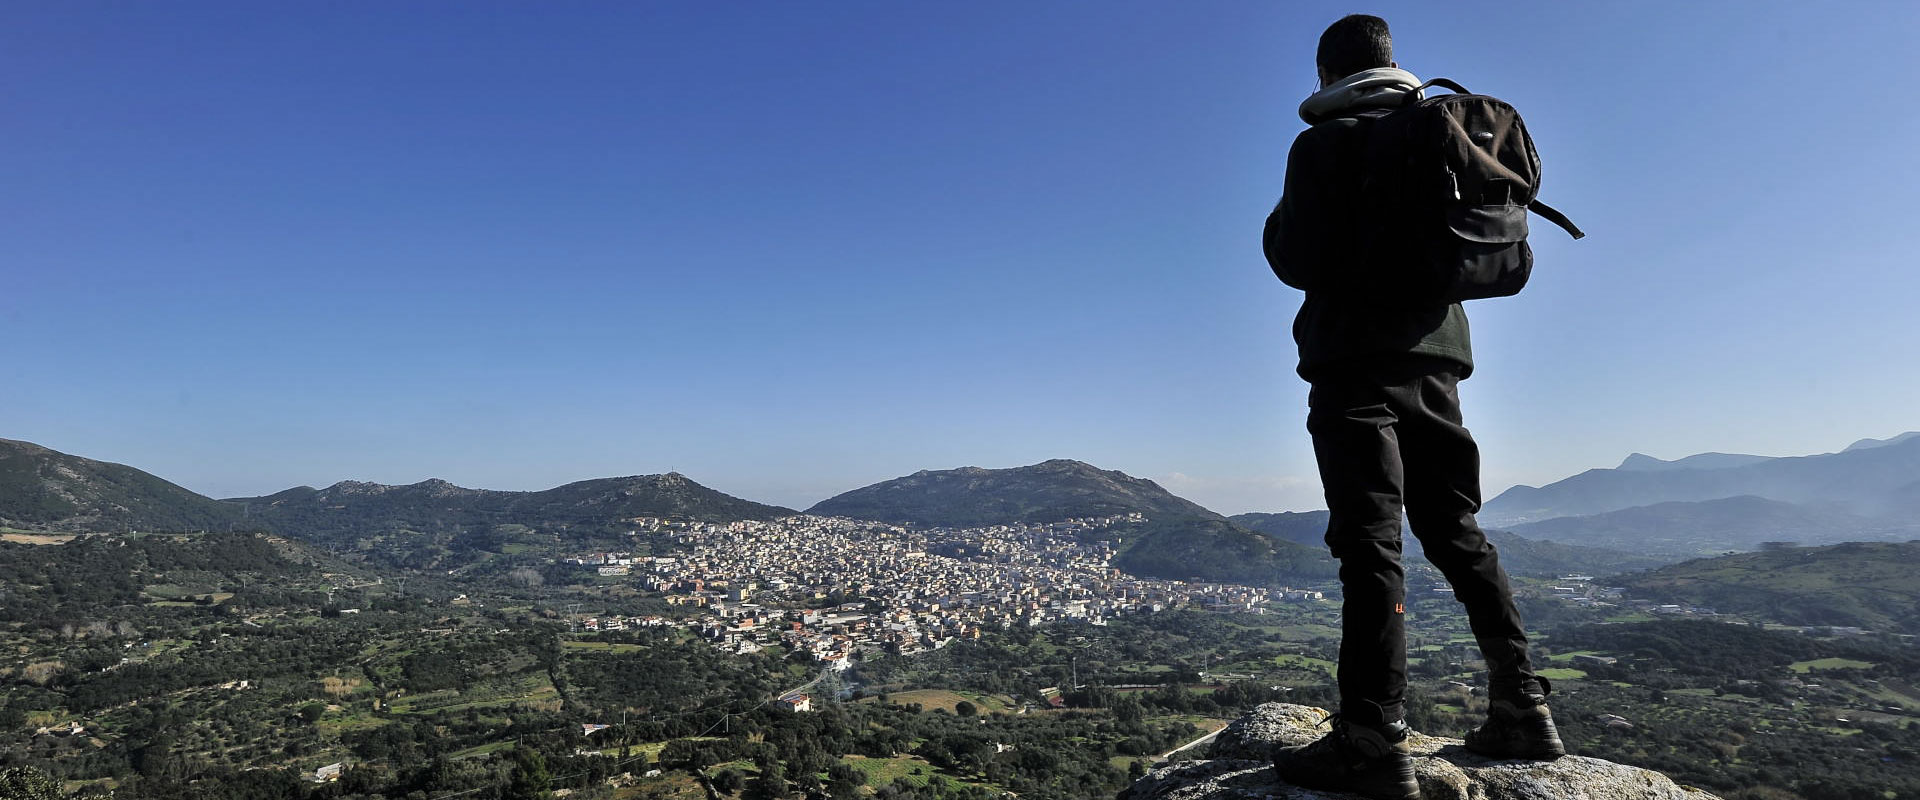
[1306,359,1536,725]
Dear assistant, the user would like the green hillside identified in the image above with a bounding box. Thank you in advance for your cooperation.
[224,473,792,568]
[1617,541,1920,633]
[808,459,1220,527]
[0,438,243,533]
[811,460,1332,585]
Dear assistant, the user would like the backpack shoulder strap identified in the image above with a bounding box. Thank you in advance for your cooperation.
[1405,77,1471,105]
[1528,200,1586,239]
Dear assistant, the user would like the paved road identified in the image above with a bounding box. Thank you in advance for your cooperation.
[1154,726,1226,763]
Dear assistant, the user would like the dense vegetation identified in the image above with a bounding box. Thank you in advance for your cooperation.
[0,533,340,623]
[0,439,241,533]
[231,473,792,555]
[1618,541,1920,633]
[807,459,1220,527]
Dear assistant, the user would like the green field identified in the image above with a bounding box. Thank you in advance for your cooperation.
[838,754,961,788]
[1269,653,1337,674]
[562,640,650,654]
[1789,658,1875,673]
[868,689,1015,714]
[388,672,558,715]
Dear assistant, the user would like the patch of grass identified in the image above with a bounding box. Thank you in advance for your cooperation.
[875,689,1010,714]
[389,672,558,715]
[1789,658,1874,674]
[450,740,514,760]
[562,640,649,654]
[610,772,706,800]
[838,755,948,788]
[1536,667,1588,681]
[1270,654,1337,674]
[315,710,389,734]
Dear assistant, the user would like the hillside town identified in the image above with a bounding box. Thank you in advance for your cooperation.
[561,514,1322,665]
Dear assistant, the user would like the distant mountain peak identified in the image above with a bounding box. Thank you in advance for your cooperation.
[1488,432,1920,528]
[1844,431,1920,452]
[1618,452,1664,470]
[1613,451,1773,472]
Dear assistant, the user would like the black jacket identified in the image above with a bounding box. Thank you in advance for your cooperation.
[1264,117,1473,382]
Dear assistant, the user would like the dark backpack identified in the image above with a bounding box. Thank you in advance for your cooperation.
[1355,78,1583,303]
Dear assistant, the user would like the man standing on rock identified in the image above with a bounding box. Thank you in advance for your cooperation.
[1263,14,1566,800]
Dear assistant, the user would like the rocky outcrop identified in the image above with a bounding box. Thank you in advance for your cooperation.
[1119,704,1719,800]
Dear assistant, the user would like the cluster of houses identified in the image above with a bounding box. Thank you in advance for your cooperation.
[559,514,1319,663]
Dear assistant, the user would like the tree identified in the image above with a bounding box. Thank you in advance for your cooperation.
[713,769,744,794]
[954,700,978,717]
[506,746,552,800]
[0,767,62,800]
[745,762,788,800]
[827,763,867,797]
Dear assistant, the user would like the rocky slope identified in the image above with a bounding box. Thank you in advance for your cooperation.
[1121,703,1717,800]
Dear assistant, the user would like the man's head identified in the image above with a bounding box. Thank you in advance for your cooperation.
[1316,14,1394,88]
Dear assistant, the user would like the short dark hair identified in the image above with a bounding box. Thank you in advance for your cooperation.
[1316,14,1393,81]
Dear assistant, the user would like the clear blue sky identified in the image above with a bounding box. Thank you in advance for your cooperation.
[5,2,1917,514]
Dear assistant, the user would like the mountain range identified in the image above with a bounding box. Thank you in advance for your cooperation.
[232,472,793,545]
[1482,433,1920,525]
[0,440,1338,585]
[8,428,1919,584]
[1227,510,1672,577]
[1504,495,1917,558]
[1474,432,1920,559]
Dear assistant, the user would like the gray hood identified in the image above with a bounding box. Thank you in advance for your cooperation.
[1298,67,1423,124]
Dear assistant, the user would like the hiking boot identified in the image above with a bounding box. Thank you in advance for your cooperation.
[1465,678,1565,761]
[1273,714,1421,800]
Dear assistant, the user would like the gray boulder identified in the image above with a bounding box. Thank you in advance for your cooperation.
[1119,703,1719,800]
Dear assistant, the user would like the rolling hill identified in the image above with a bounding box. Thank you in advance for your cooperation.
[809,459,1218,526]
[1615,541,1920,634]
[1505,495,1919,558]
[0,438,243,533]
[232,472,792,544]
[812,460,1333,585]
